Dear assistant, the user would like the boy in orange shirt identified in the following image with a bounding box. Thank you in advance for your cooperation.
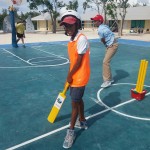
[60,10,90,149]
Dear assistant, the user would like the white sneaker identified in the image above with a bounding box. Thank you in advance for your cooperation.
[75,119,88,129]
[63,129,76,149]
[101,80,114,88]
[69,119,88,130]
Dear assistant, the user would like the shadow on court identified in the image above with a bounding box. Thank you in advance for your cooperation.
[113,69,130,82]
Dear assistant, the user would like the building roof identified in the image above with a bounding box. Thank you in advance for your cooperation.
[118,6,150,20]
[81,6,150,20]
[31,10,98,21]
[31,11,97,21]
[31,12,51,21]
[80,11,98,21]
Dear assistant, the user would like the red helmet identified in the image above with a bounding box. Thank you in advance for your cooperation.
[91,15,104,23]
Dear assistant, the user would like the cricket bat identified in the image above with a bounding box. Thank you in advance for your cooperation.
[47,82,69,123]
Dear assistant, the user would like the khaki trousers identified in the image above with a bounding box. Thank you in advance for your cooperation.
[103,43,118,81]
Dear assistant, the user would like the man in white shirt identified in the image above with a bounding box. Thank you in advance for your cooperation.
[91,14,118,88]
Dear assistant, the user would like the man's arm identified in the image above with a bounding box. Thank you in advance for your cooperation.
[101,38,106,45]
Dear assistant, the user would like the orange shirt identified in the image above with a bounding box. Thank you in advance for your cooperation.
[68,33,90,87]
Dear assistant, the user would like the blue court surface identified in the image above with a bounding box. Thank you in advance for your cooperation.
[0,38,150,150]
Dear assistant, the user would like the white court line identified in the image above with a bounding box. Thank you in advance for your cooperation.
[90,97,103,106]
[97,83,150,121]
[0,48,69,69]
[5,107,113,150]
[0,63,69,69]
[6,98,134,150]
[31,47,66,60]
[2,48,33,65]
[6,96,137,149]
[26,47,69,64]
[5,83,150,150]
[5,125,69,150]
[27,57,62,64]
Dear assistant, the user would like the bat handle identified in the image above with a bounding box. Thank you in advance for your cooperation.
[62,82,69,94]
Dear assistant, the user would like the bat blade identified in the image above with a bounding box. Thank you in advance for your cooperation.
[47,82,69,123]
[47,92,66,123]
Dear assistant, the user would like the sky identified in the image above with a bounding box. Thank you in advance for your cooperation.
[0,0,150,14]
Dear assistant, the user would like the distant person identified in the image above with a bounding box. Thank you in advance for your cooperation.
[91,14,118,88]
[15,20,26,48]
[138,27,143,34]
[60,10,90,149]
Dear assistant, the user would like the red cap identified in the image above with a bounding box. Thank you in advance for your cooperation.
[91,15,104,23]
[60,16,77,26]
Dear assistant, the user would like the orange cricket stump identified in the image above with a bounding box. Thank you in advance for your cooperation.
[131,89,147,101]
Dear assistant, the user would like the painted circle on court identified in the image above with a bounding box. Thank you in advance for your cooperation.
[0,48,69,69]
[97,83,150,121]
[0,56,69,69]
[27,56,69,66]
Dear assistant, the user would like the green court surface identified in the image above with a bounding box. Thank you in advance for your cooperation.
[0,39,150,150]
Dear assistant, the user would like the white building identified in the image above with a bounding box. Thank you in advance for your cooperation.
[31,6,150,34]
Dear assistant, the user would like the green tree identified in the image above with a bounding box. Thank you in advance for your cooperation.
[82,0,108,23]
[85,0,130,36]
[0,9,8,30]
[18,11,40,20]
[83,0,103,14]
[118,0,130,36]
[106,0,119,31]
[107,0,130,36]
[66,0,78,11]
[27,0,65,33]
